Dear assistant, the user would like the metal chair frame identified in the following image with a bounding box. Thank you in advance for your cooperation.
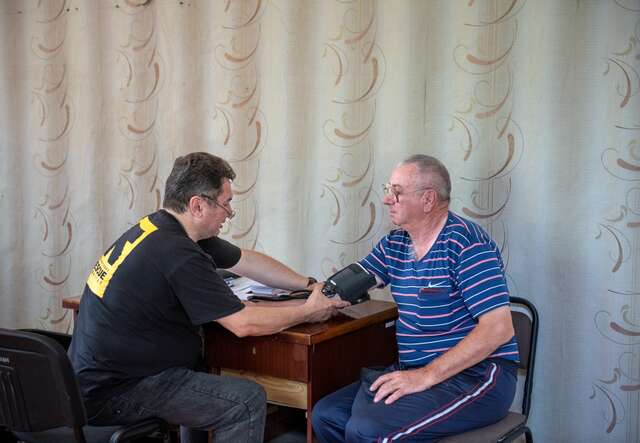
[440,296,539,443]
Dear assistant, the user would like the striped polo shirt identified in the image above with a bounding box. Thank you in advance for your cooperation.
[359,211,519,367]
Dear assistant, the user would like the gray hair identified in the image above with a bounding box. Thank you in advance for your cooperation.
[163,152,236,213]
[401,154,451,202]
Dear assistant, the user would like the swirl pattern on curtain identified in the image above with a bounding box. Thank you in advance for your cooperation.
[591,10,640,436]
[452,0,525,280]
[30,0,75,333]
[319,0,385,277]
[115,0,165,223]
[211,0,267,249]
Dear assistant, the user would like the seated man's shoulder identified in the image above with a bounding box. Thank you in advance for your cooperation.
[446,212,493,246]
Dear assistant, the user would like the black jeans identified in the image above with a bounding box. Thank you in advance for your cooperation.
[89,366,266,443]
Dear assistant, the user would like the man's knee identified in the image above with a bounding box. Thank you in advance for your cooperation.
[345,414,384,442]
[236,378,267,418]
[187,375,267,429]
[311,394,338,429]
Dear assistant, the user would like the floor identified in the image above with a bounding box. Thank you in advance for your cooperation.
[266,430,307,443]
[264,405,307,443]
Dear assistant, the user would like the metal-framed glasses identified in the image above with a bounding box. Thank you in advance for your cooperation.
[382,183,433,203]
[200,194,236,220]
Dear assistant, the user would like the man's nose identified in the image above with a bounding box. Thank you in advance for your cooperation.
[382,194,394,205]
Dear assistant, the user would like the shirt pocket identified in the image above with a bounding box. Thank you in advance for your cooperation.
[415,288,454,330]
[417,287,451,301]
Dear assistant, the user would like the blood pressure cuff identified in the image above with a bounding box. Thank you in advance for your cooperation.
[322,263,376,304]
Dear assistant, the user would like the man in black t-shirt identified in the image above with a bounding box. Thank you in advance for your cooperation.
[68,152,349,443]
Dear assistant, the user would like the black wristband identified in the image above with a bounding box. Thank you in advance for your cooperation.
[307,277,318,287]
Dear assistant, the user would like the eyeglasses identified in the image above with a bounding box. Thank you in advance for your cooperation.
[382,183,433,203]
[200,194,236,220]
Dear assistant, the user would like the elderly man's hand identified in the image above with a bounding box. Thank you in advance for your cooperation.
[369,368,433,404]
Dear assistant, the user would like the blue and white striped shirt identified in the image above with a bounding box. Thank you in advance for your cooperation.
[359,212,519,367]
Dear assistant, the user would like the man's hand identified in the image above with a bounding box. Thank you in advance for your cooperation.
[369,368,433,405]
[302,283,350,323]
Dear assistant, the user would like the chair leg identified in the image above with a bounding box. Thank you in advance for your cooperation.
[73,426,88,443]
[525,427,533,443]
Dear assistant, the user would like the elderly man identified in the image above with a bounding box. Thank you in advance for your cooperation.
[68,152,348,443]
[312,154,519,442]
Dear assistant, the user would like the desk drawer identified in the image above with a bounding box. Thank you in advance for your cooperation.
[222,369,308,410]
[206,333,309,382]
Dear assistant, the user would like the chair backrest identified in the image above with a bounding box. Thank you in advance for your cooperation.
[509,296,539,417]
[0,328,88,433]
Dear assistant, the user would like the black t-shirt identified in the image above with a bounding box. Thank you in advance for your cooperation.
[68,210,244,416]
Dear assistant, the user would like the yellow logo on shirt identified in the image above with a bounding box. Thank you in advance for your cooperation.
[87,216,158,298]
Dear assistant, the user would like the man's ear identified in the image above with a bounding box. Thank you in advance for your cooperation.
[422,189,436,211]
[187,195,206,218]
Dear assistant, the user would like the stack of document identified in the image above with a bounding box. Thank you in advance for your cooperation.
[229,277,290,301]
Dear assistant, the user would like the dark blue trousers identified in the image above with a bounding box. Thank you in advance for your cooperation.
[312,359,516,442]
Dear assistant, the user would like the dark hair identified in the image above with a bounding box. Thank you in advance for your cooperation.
[163,152,236,213]
[401,154,451,202]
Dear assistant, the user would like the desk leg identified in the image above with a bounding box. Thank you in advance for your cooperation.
[304,320,397,443]
[306,388,313,443]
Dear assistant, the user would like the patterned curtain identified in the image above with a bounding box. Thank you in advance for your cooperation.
[0,1,638,441]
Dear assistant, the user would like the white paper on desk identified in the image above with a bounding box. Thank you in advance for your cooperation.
[249,285,290,296]
[229,277,289,301]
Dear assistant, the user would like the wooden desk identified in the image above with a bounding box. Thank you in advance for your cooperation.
[204,300,398,442]
[62,296,398,442]
[62,296,81,318]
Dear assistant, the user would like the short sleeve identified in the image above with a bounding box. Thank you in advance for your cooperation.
[455,237,510,319]
[358,235,391,286]
[168,253,244,325]
[198,236,242,269]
